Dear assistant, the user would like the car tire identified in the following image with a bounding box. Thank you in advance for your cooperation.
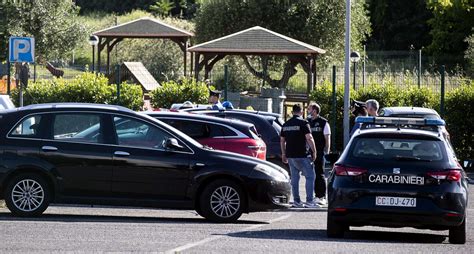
[327,215,347,238]
[199,179,244,223]
[5,173,50,217]
[449,219,466,244]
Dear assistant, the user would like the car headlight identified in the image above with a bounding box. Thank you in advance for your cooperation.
[254,164,289,182]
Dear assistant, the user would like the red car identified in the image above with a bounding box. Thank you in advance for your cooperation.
[144,112,266,160]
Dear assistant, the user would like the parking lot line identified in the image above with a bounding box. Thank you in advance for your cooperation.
[166,214,292,253]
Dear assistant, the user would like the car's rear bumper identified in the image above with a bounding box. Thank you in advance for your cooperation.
[328,208,465,229]
[246,179,291,212]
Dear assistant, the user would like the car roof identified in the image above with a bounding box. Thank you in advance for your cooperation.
[17,103,134,112]
[380,107,440,118]
[196,110,273,121]
[354,127,443,140]
[143,111,255,129]
[183,108,281,118]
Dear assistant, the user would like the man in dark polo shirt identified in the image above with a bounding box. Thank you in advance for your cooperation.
[280,104,318,208]
[307,102,331,206]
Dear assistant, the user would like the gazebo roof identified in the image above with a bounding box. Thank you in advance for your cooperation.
[188,26,325,55]
[93,17,194,38]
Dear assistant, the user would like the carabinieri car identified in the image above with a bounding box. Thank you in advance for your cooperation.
[0,103,291,222]
[327,116,468,244]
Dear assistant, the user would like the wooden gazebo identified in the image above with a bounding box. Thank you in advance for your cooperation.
[93,17,194,75]
[188,26,326,92]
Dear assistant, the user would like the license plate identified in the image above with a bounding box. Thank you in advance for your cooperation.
[375,196,416,207]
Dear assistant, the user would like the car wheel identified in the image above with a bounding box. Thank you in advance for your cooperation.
[5,173,50,217]
[327,215,347,238]
[199,179,244,223]
[449,219,466,244]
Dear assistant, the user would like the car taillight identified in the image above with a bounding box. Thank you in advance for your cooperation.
[334,165,367,176]
[427,170,462,182]
[248,140,266,159]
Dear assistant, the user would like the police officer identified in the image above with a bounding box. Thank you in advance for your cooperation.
[208,89,224,110]
[307,102,331,206]
[280,104,318,208]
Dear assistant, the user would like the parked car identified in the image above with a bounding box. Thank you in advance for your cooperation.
[0,95,15,110]
[327,116,468,244]
[379,106,441,119]
[0,103,290,222]
[143,111,266,160]
[379,106,453,155]
[189,109,285,167]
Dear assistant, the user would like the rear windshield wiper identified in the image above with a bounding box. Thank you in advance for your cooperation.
[393,156,432,162]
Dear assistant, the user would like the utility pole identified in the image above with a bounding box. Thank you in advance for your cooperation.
[343,0,351,147]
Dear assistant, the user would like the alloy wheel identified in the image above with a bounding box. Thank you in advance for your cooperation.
[210,186,241,218]
[11,179,44,212]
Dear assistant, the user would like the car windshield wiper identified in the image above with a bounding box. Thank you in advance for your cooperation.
[393,156,432,162]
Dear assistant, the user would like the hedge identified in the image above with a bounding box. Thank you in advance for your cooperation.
[11,72,143,111]
[310,82,474,161]
[149,78,210,109]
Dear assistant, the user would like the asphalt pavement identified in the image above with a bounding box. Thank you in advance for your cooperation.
[0,183,473,253]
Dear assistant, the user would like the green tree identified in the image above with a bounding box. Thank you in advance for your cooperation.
[366,0,433,50]
[464,32,473,76]
[150,0,176,17]
[195,0,371,89]
[0,1,21,62]
[1,0,86,62]
[426,0,474,69]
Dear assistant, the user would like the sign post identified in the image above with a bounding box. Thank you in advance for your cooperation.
[9,37,35,107]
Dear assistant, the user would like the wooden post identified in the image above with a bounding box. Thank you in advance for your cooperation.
[194,53,200,81]
[183,40,188,77]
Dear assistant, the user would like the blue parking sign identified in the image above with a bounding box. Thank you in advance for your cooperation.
[9,37,35,63]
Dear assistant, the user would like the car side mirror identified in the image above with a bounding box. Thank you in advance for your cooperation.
[164,138,184,151]
[325,152,340,164]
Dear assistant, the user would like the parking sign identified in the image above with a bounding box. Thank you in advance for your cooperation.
[9,37,35,63]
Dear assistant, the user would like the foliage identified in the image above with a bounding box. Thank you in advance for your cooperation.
[466,33,474,76]
[11,72,143,111]
[149,77,209,109]
[150,0,175,17]
[426,0,474,69]
[194,0,371,88]
[212,56,261,92]
[309,81,474,160]
[75,0,200,19]
[366,0,433,50]
[0,0,87,62]
[444,82,474,160]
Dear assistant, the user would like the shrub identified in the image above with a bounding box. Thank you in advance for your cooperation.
[150,78,210,109]
[444,82,474,160]
[11,72,143,110]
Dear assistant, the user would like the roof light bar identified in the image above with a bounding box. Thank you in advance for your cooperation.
[356,116,445,126]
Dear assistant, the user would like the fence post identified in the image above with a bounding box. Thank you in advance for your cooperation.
[224,64,229,101]
[33,63,37,83]
[440,65,445,117]
[331,65,336,152]
[116,64,121,105]
[363,45,366,87]
[418,49,422,88]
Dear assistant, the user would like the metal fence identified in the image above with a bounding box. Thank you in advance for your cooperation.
[1,49,471,95]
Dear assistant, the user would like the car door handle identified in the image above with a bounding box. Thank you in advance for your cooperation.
[41,146,58,152]
[195,163,206,167]
[114,151,130,157]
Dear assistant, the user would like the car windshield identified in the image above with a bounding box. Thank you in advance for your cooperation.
[351,138,445,161]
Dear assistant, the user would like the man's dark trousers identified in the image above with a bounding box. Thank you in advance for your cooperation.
[314,151,326,198]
